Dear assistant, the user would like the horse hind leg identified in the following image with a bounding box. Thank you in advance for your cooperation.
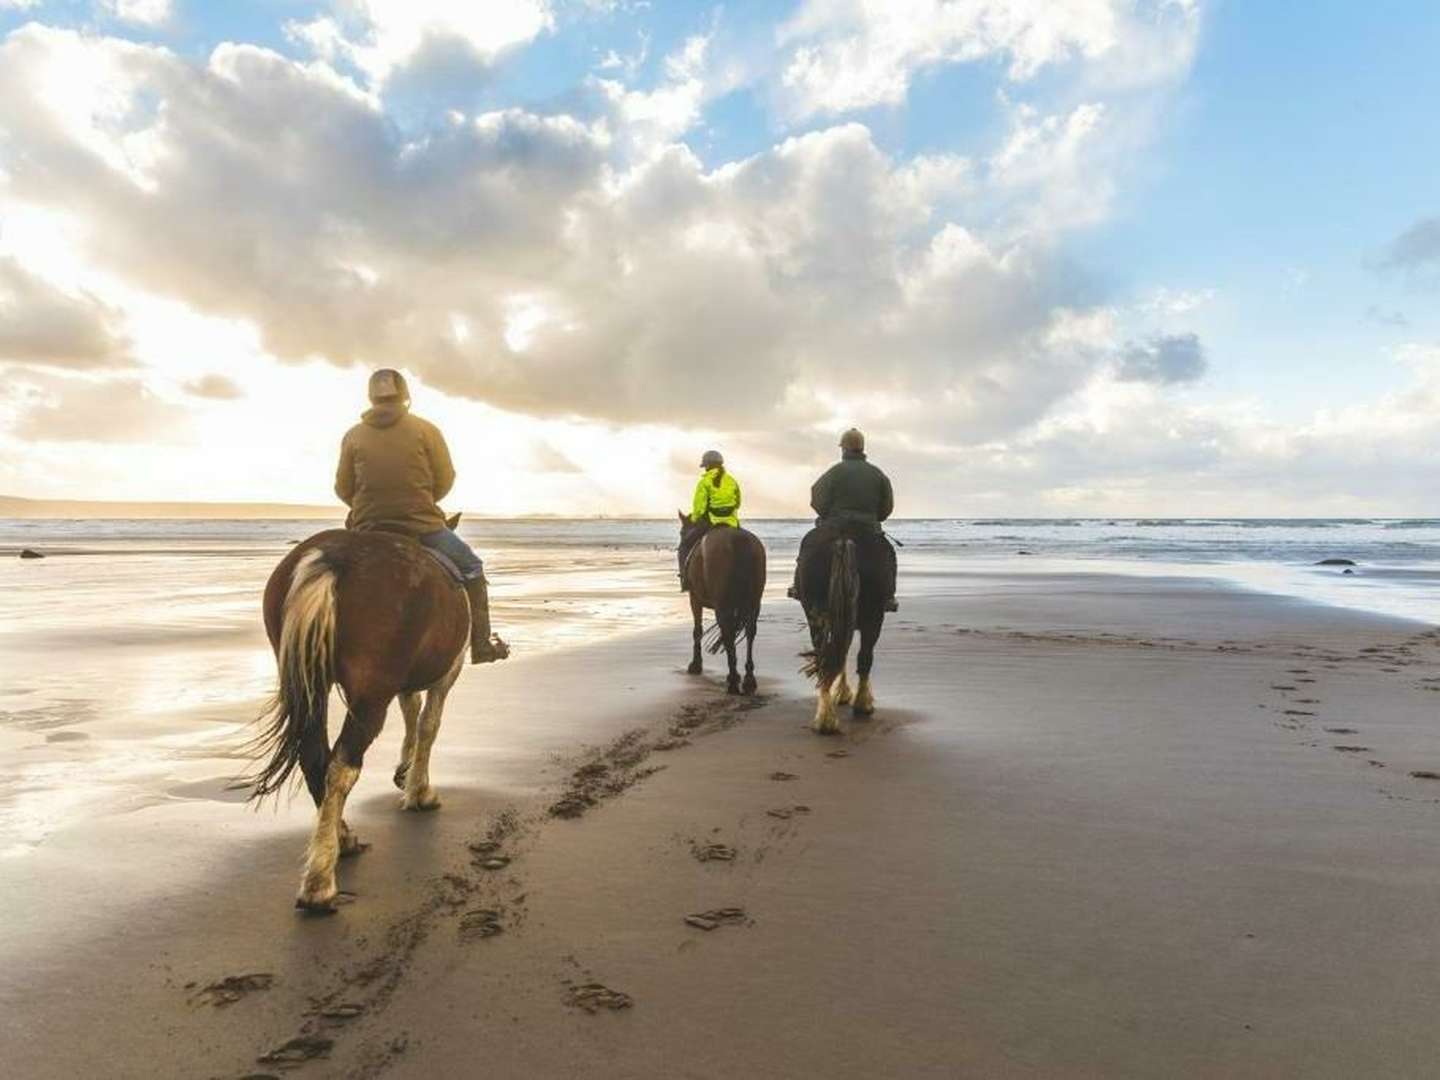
[719,611,740,694]
[853,610,883,717]
[392,691,422,790]
[812,673,840,735]
[297,697,387,911]
[741,619,757,696]
[687,595,704,675]
[401,650,463,812]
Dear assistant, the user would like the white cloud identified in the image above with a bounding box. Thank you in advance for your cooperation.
[99,0,172,27]
[776,0,1197,120]
[288,0,553,88]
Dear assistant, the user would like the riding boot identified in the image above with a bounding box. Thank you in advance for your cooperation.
[463,577,509,664]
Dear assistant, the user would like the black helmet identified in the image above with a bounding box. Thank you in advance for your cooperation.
[368,368,410,404]
[700,449,724,469]
[839,428,865,452]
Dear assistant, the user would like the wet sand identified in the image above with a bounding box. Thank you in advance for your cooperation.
[6,575,1440,1077]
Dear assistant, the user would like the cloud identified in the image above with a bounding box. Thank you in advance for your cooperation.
[1378,216,1440,281]
[99,0,172,27]
[287,0,553,90]
[775,0,1199,120]
[0,258,131,369]
[527,439,582,473]
[3,369,186,443]
[1115,333,1205,385]
[182,373,243,399]
[1363,305,1409,329]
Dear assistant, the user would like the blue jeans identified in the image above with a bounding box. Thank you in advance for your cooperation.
[419,528,485,581]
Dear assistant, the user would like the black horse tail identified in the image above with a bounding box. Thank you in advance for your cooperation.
[243,549,338,801]
[704,533,760,654]
[801,538,858,680]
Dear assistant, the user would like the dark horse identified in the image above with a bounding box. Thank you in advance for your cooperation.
[243,527,469,910]
[797,529,888,733]
[679,513,766,694]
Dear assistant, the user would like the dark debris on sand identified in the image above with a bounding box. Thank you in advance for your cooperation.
[191,972,274,1007]
[566,982,633,1013]
[683,907,750,931]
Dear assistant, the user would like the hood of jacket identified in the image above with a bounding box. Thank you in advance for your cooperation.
[362,401,408,429]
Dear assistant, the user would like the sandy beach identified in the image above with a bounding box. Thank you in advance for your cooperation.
[5,553,1440,1079]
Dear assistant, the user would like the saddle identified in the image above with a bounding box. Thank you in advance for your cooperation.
[421,547,467,585]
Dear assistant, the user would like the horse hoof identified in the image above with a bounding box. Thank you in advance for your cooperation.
[686,661,703,675]
[852,704,874,718]
[339,837,370,858]
[295,891,338,914]
[742,677,757,695]
[392,763,410,790]
[726,680,741,695]
[401,791,442,812]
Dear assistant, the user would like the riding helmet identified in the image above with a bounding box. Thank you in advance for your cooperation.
[700,449,724,469]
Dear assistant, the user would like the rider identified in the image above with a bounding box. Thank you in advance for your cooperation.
[334,369,507,664]
[678,449,742,590]
[787,428,899,612]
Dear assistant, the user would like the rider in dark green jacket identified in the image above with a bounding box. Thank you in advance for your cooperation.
[788,428,898,611]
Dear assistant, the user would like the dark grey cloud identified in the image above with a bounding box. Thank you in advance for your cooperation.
[1116,333,1205,385]
[1380,216,1440,273]
[183,373,244,399]
[0,258,130,369]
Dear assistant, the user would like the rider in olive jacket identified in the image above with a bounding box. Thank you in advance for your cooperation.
[335,369,507,664]
[788,428,898,611]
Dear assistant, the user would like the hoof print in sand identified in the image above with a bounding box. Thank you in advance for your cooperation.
[826,749,850,758]
[318,1003,365,1021]
[766,805,811,820]
[684,907,749,931]
[460,909,504,939]
[567,983,633,1013]
[467,840,500,856]
[1409,770,1440,780]
[548,793,595,818]
[478,856,511,871]
[192,972,274,1007]
[693,842,736,862]
[1332,745,1372,753]
[1323,727,1358,734]
[258,1035,333,1066]
[768,771,798,781]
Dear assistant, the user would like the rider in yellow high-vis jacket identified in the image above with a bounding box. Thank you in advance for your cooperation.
[679,449,741,589]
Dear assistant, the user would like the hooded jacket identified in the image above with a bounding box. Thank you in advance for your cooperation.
[810,450,893,528]
[691,467,741,527]
[334,402,455,536]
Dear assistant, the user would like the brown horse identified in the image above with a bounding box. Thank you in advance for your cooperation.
[796,529,888,733]
[244,527,469,910]
[679,513,766,694]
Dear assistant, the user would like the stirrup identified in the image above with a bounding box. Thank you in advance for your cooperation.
[884,597,899,613]
[786,586,802,602]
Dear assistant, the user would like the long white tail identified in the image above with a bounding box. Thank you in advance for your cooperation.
[244,549,337,800]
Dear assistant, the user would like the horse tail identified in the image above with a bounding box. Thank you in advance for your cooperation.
[801,538,858,681]
[704,531,760,654]
[244,549,338,801]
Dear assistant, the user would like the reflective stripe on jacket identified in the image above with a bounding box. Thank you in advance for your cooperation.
[691,468,741,527]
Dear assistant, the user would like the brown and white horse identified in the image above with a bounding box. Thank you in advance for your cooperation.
[244,528,469,911]
[679,514,766,694]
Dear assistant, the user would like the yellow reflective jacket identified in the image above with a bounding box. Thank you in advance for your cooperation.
[691,468,741,527]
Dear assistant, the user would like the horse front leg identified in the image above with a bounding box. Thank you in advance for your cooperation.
[687,594,704,675]
[297,697,386,911]
[853,610,883,717]
[392,691,421,791]
[402,651,463,812]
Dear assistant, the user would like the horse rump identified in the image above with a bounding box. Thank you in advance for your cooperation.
[800,537,859,680]
[240,547,340,802]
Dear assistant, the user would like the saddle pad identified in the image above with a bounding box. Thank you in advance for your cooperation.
[422,546,467,585]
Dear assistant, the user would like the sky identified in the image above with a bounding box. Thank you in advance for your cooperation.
[0,0,1436,517]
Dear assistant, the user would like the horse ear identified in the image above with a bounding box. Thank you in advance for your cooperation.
[678,510,688,522]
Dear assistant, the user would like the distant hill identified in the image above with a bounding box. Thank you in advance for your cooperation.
[0,495,342,520]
